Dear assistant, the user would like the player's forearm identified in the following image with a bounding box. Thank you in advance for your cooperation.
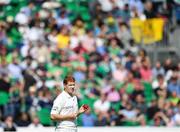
[50,113,77,121]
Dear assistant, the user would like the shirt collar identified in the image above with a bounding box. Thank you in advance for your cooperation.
[63,91,73,98]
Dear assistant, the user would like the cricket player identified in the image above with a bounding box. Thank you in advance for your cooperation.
[50,76,88,132]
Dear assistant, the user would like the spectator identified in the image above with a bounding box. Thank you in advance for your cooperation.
[152,61,165,79]
[98,0,113,12]
[109,108,118,126]
[0,22,8,45]
[80,30,96,52]
[30,41,50,63]
[112,63,127,82]
[28,116,43,128]
[8,58,23,81]
[119,102,145,126]
[56,10,70,28]
[167,76,180,97]
[81,107,96,127]
[2,116,17,131]
[94,93,110,116]
[130,62,141,79]
[140,58,152,82]
[152,74,168,99]
[20,2,35,18]
[22,70,37,92]
[0,74,10,93]
[106,87,120,103]
[94,113,109,126]
[16,112,31,127]
[146,100,160,121]
[25,86,40,117]
[56,26,70,49]
[152,112,170,126]
[26,21,45,43]
[132,94,147,114]
[129,0,144,15]
[171,101,180,126]
[143,1,156,18]
[15,9,29,25]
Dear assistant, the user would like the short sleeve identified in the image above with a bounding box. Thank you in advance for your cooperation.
[50,95,64,115]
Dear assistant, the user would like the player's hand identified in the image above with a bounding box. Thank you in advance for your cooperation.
[78,104,89,114]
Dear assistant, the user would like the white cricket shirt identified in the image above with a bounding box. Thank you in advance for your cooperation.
[51,91,78,127]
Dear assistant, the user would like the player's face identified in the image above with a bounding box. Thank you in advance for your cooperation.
[65,81,75,95]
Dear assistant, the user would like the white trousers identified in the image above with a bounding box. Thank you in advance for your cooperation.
[55,127,77,132]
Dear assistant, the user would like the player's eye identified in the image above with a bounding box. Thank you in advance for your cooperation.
[69,84,75,87]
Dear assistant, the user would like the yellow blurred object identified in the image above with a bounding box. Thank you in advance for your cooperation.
[56,34,70,49]
[6,16,13,23]
[130,18,164,44]
[107,16,115,25]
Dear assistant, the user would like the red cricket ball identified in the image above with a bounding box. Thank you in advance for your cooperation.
[82,104,89,110]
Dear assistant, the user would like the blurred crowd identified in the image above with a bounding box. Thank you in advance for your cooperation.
[0,0,180,130]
